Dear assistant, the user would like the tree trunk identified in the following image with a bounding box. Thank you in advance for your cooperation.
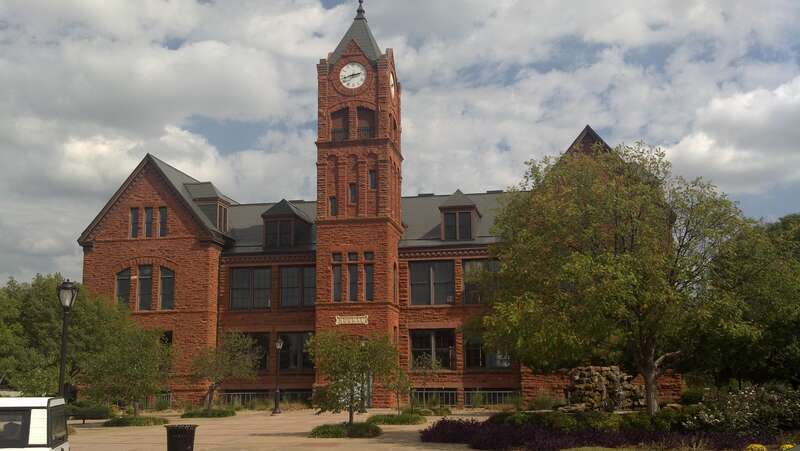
[348,390,355,425]
[396,391,401,415]
[643,365,659,416]
[133,401,139,417]
[206,385,216,410]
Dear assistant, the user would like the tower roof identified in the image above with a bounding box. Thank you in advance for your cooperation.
[329,0,382,66]
[565,125,612,154]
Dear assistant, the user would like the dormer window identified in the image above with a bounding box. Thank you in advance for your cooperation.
[442,211,472,240]
[217,204,228,232]
[439,189,479,241]
[261,199,313,250]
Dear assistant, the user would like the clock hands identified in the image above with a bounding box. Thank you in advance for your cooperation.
[342,72,363,81]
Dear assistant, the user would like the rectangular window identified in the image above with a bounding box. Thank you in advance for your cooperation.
[281,267,300,307]
[462,260,484,305]
[458,211,472,240]
[245,332,270,371]
[138,265,152,311]
[116,269,131,305]
[364,252,374,261]
[349,183,357,204]
[161,331,173,346]
[230,268,271,310]
[368,170,377,190]
[410,330,455,369]
[279,332,314,371]
[348,264,358,302]
[160,267,175,310]
[130,208,139,238]
[443,212,456,240]
[332,264,342,302]
[281,266,315,307]
[279,220,292,247]
[410,261,455,305]
[365,264,374,301]
[266,220,293,248]
[144,207,153,238]
[0,410,30,447]
[465,337,511,369]
[329,196,338,216]
[348,252,358,261]
[159,207,168,237]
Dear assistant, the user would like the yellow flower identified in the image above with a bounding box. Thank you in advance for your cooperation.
[781,444,796,451]
[745,445,768,451]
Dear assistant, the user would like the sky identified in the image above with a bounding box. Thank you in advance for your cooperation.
[1,0,799,282]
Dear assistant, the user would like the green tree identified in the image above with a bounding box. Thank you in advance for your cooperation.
[410,353,442,410]
[190,332,260,410]
[482,143,744,415]
[684,218,800,387]
[309,332,398,425]
[0,274,158,396]
[82,324,171,415]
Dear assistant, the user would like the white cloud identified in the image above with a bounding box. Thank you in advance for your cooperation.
[0,0,799,281]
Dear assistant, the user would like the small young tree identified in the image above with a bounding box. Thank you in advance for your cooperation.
[82,324,171,416]
[191,332,261,410]
[384,366,411,414]
[309,332,398,425]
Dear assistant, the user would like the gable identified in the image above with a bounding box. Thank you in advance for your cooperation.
[79,156,224,246]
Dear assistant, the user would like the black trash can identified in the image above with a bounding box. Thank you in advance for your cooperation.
[165,424,198,451]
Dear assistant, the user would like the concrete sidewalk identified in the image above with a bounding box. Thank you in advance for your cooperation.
[69,409,478,450]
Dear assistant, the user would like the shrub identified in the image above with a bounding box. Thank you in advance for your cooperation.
[527,392,565,410]
[154,397,171,411]
[537,412,579,432]
[366,413,426,425]
[681,386,800,434]
[419,419,481,444]
[404,407,433,416]
[575,411,623,432]
[681,388,705,405]
[619,412,653,431]
[103,416,169,427]
[420,418,769,450]
[181,408,236,418]
[652,407,685,432]
[430,407,451,416]
[310,422,382,438]
[67,404,112,424]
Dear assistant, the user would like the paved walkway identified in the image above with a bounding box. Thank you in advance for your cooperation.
[69,409,481,450]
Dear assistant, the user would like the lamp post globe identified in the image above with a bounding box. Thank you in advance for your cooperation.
[57,279,79,397]
[272,338,284,415]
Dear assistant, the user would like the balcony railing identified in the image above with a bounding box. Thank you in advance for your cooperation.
[411,388,458,407]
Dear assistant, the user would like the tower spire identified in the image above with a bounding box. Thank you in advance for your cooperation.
[356,0,365,19]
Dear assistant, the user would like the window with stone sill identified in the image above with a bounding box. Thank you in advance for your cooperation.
[230,267,271,310]
[410,260,455,305]
[410,329,455,370]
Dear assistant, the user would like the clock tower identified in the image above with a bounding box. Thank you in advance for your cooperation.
[314,1,403,406]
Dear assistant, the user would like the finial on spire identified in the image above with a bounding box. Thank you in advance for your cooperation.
[356,0,365,19]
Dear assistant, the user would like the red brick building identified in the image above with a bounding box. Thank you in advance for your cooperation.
[79,4,679,407]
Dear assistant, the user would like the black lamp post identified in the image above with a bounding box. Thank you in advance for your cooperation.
[272,338,284,415]
[57,279,79,397]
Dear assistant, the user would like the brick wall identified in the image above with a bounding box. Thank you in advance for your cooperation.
[81,163,220,402]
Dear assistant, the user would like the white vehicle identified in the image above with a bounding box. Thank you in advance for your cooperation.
[0,397,68,451]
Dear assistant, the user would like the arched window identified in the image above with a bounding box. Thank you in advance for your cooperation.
[331,108,348,141]
[357,107,375,138]
[116,268,131,306]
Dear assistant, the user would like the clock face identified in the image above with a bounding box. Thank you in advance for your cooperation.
[389,72,396,97]
[339,62,366,89]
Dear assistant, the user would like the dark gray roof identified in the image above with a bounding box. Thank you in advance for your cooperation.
[185,182,237,205]
[222,191,506,255]
[329,6,382,66]
[261,199,314,223]
[148,155,234,241]
[439,189,478,210]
